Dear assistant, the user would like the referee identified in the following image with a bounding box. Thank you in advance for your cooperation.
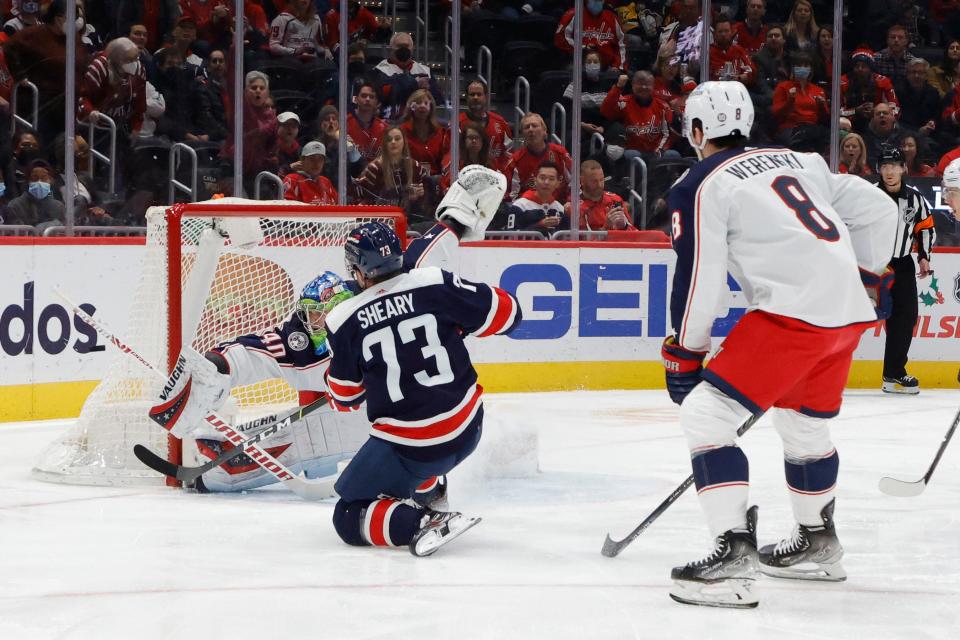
[876,146,936,394]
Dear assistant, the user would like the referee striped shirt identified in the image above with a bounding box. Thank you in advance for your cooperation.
[879,182,935,261]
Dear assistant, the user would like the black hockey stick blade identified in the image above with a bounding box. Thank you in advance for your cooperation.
[135,394,330,482]
[878,405,960,497]
[601,412,763,558]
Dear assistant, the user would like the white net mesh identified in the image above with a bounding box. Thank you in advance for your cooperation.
[32,199,403,486]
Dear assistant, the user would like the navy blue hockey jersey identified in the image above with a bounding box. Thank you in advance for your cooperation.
[323,267,521,448]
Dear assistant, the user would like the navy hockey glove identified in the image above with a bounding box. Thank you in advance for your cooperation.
[860,267,895,320]
[662,336,707,405]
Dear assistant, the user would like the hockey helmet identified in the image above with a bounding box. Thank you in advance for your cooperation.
[344,221,404,281]
[942,158,960,191]
[876,145,905,172]
[683,81,754,156]
[436,164,507,241]
[297,271,354,352]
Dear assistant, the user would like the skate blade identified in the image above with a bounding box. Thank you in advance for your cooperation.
[410,516,481,558]
[881,383,919,395]
[760,561,846,582]
[669,579,758,609]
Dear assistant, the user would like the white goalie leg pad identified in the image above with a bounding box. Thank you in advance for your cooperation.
[193,403,368,492]
[152,346,231,439]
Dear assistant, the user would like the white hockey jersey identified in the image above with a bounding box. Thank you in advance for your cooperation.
[269,12,324,56]
[668,146,897,353]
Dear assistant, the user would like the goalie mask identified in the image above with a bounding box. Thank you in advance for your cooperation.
[436,164,507,241]
[297,272,354,353]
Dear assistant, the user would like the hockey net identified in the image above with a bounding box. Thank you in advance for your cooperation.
[32,199,406,486]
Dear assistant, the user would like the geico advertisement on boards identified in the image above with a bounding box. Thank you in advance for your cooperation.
[0,245,141,386]
[3,244,960,390]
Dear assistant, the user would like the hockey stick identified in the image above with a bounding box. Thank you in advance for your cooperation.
[878,406,959,497]
[133,393,329,483]
[601,412,763,558]
[55,288,337,500]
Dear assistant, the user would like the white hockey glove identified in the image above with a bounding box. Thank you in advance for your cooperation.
[149,347,232,439]
[436,164,506,241]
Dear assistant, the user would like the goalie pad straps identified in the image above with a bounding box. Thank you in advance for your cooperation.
[150,347,231,439]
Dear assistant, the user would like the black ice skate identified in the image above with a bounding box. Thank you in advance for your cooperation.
[882,374,920,395]
[408,510,481,558]
[759,499,846,582]
[669,506,759,609]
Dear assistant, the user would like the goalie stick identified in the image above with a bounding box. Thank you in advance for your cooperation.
[878,405,959,497]
[601,412,763,558]
[55,288,338,500]
[133,393,329,483]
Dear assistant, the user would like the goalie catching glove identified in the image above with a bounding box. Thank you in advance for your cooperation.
[149,346,232,438]
[662,336,707,405]
[860,266,895,320]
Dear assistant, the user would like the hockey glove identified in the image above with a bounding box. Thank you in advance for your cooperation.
[662,336,707,405]
[860,267,895,321]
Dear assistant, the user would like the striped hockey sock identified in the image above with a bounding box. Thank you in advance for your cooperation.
[691,446,750,538]
[785,450,839,527]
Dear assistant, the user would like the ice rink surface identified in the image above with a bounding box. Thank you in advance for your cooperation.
[1,390,958,640]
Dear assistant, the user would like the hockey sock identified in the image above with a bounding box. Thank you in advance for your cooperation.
[333,498,425,547]
[784,450,839,527]
[691,446,750,538]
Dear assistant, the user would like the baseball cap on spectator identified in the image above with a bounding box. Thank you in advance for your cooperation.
[851,47,875,69]
[176,14,197,27]
[30,159,53,172]
[301,141,327,157]
[278,112,301,125]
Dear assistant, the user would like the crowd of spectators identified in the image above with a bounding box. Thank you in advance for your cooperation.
[1,1,960,238]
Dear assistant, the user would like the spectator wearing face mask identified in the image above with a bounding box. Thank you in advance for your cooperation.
[6,130,42,197]
[4,160,64,231]
[2,0,91,151]
[555,0,627,72]
[373,31,443,121]
[771,52,829,151]
[563,49,616,155]
[152,47,205,142]
[78,37,147,139]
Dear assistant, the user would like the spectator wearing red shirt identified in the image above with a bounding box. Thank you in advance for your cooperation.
[771,52,828,151]
[347,81,388,162]
[179,0,268,51]
[503,112,573,202]
[565,159,634,231]
[840,48,899,130]
[555,0,628,71]
[276,111,301,175]
[325,0,391,50]
[78,37,147,139]
[399,89,450,176]
[600,70,675,158]
[283,141,337,205]
[438,121,502,195]
[709,18,755,85]
[900,134,935,178]
[733,0,768,55]
[459,79,513,169]
[838,132,872,177]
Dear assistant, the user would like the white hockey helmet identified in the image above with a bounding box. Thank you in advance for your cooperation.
[436,164,507,241]
[942,158,960,191]
[683,81,754,155]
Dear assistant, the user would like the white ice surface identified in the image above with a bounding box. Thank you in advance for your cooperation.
[1,390,958,640]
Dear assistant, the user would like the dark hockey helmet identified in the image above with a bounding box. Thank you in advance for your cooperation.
[876,145,905,171]
[344,221,403,280]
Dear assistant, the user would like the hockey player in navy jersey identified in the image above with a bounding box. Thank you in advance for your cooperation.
[324,221,521,556]
[661,81,897,608]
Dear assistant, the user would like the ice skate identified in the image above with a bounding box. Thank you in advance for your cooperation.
[669,506,760,609]
[409,510,481,557]
[882,374,919,395]
[413,475,449,512]
[759,499,846,582]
